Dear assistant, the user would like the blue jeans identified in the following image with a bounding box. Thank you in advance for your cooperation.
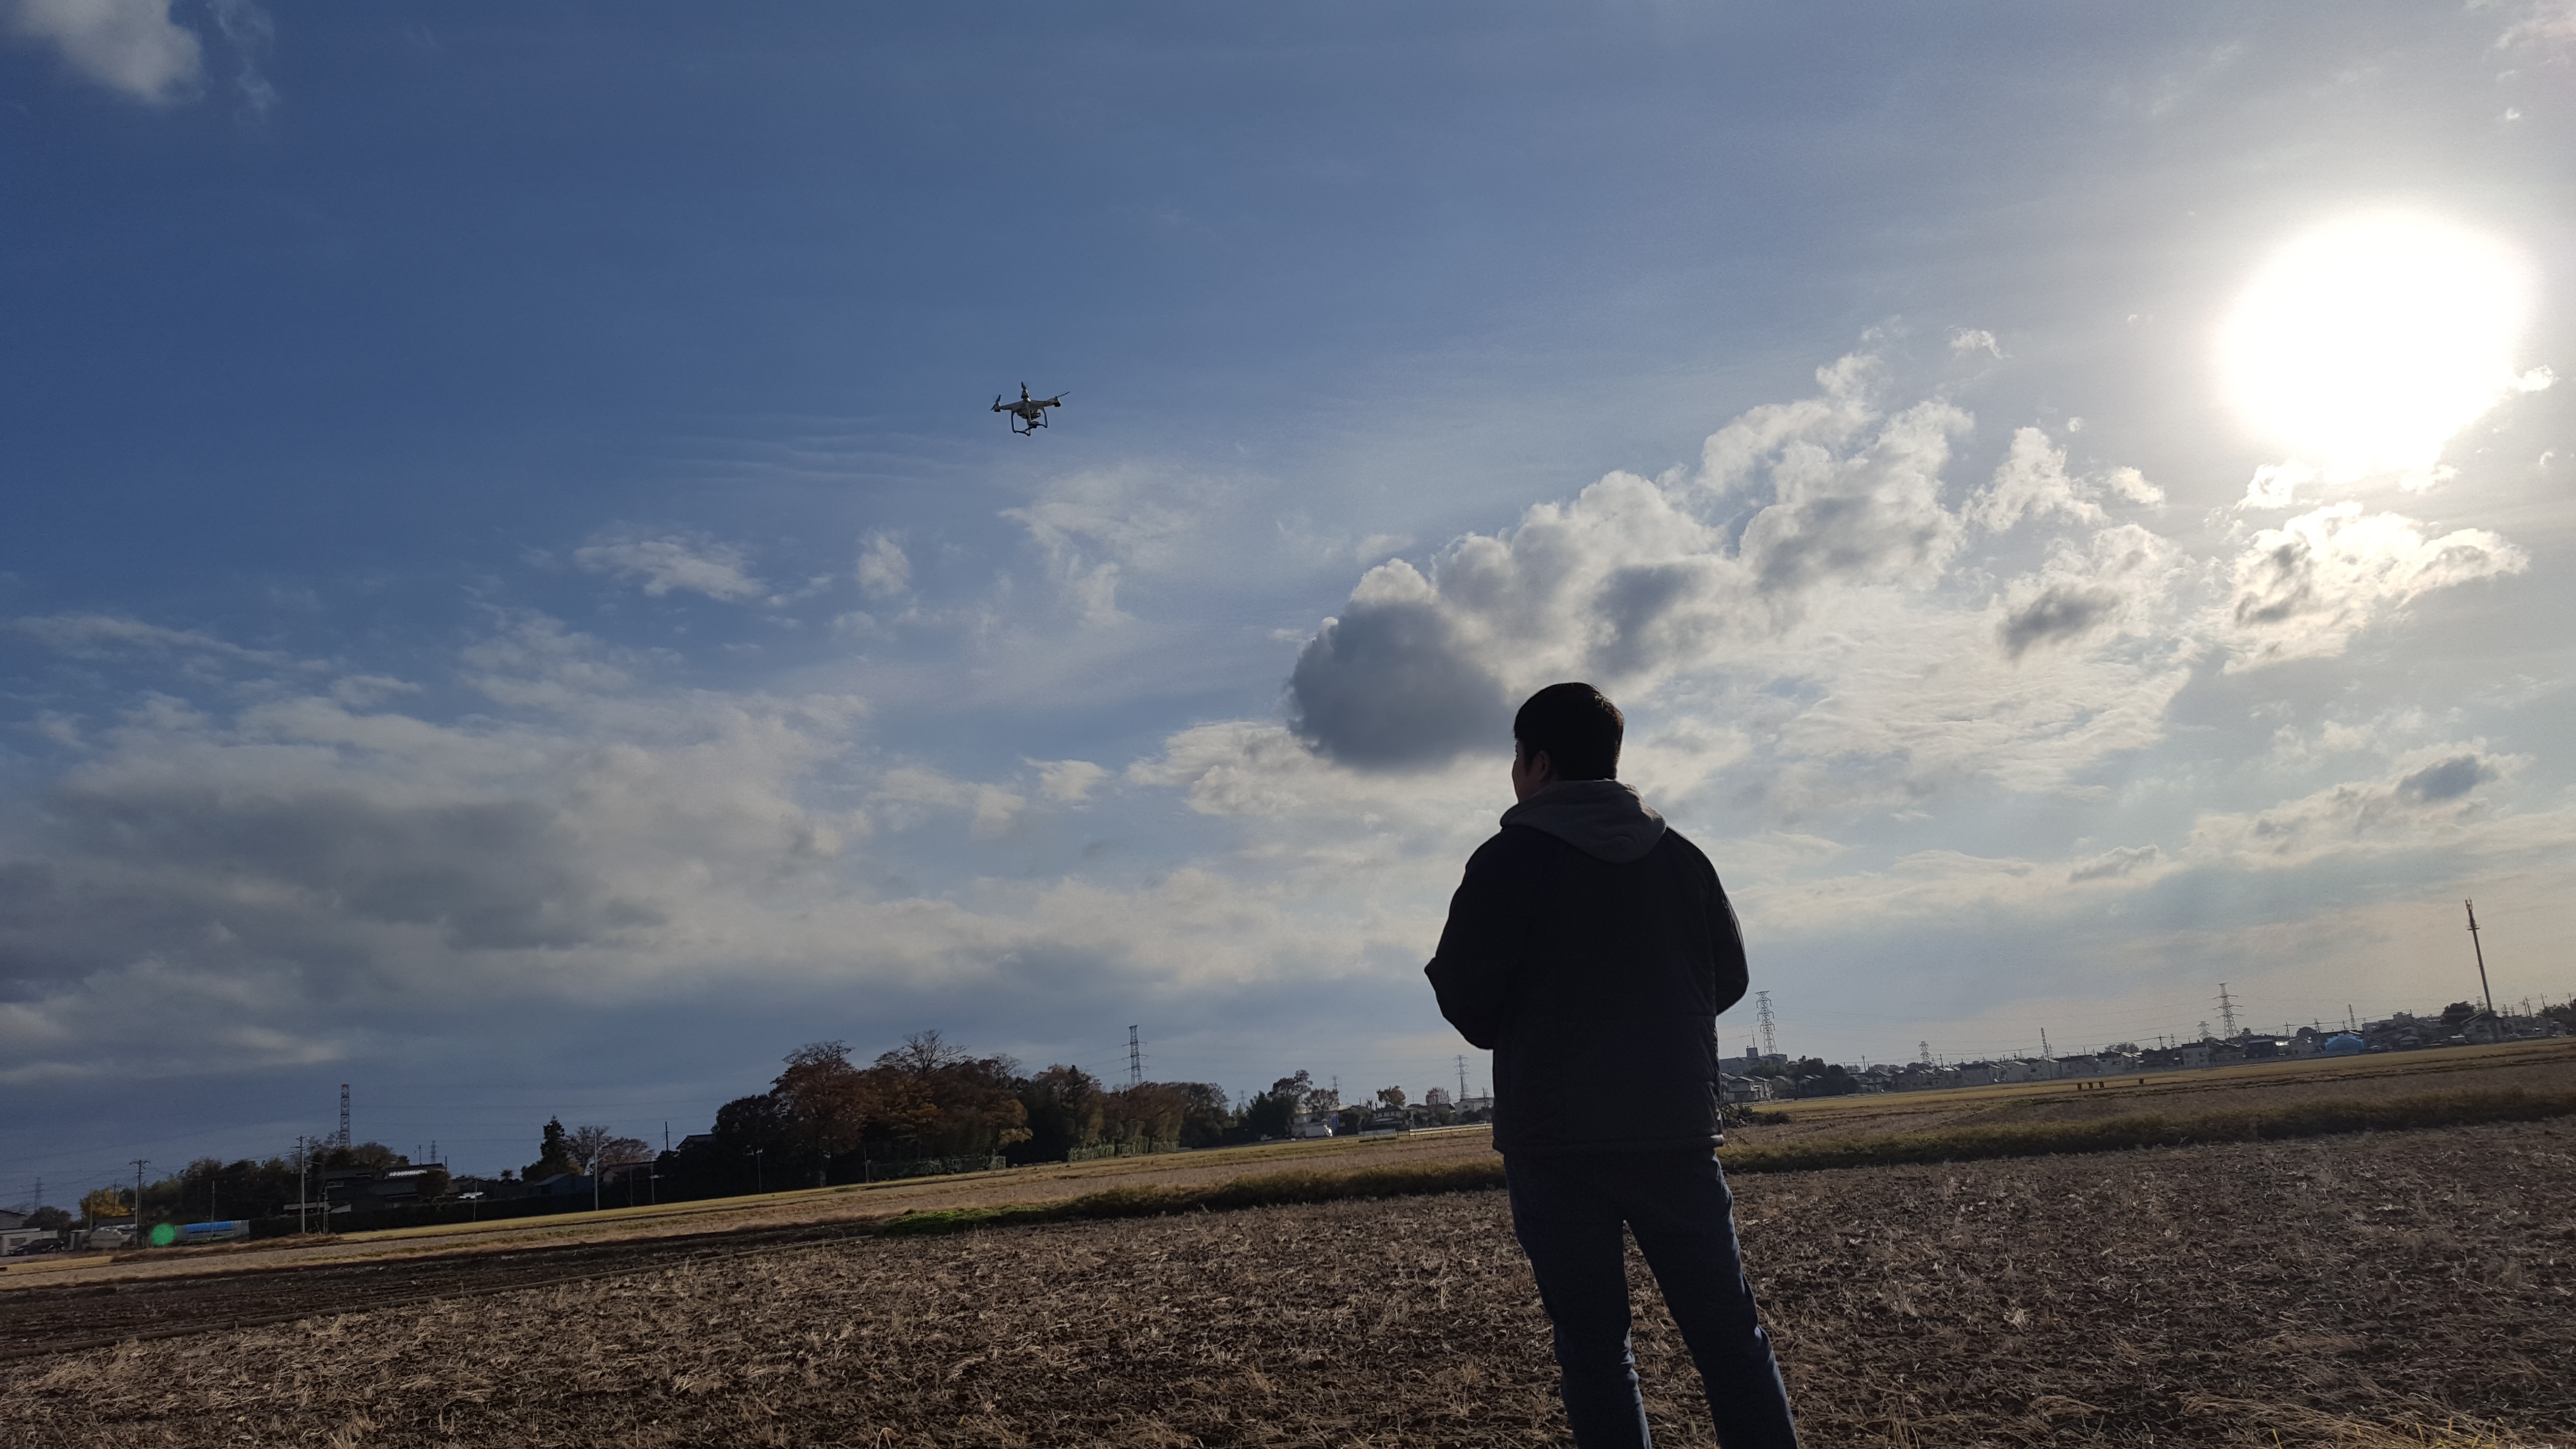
[1505,1150,1799,1449]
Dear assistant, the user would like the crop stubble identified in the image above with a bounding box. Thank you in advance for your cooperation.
[2,1120,2569,1448]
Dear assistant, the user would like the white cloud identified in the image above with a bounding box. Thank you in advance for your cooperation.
[2220,502,2528,671]
[2184,745,2526,868]
[874,765,1029,839]
[8,0,201,103]
[10,612,305,668]
[1948,327,2004,358]
[1280,350,2191,814]
[1032,758,1107,803]
[573,528,766,603]
[1004,465,1229,626]
[856,532,912,600]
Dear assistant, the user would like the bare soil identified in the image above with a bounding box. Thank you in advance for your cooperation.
[4,1117,2569,1448]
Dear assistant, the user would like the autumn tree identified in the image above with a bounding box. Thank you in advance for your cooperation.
[775,1041,875,1185]
[1012,1064,1105,1164]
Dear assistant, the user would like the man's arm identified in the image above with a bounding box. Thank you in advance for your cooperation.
[1424,836,1532,1050]
[1708,869,1750,1017]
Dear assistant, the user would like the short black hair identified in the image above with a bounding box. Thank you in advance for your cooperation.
[1513,683,1623,781]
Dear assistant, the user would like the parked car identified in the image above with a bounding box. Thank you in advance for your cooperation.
[7,1240,67,1257]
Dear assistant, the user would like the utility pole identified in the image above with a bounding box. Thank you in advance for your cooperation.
[338,1083,351,1150]
[2216,984,2238,1039]
[1127,1026,1143,1088]
[1754,991,1778,1059]
[295,1138,308,1234]
[129,1159,148,1243]
[2465,900,2497,1034]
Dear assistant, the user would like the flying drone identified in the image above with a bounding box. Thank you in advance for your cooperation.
[993,383,1066,435]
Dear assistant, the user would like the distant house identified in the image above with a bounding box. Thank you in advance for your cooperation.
[1719,1074,1773,1104]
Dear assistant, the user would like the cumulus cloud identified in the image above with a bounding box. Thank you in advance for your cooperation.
[1966,427,2162,532]
[574,528,766,603]
[8,0,201,103]
[2221,502,2528,670]
[1283,350,2188,809]
[1995,524,2183,660]
[1288,565,1514,768]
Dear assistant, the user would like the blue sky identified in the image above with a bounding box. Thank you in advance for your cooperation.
[4,2,2572,1198]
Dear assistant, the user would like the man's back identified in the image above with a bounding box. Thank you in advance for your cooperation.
[1425,780,1749,1156]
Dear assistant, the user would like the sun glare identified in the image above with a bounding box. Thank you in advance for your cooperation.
[2218,212,2536,480]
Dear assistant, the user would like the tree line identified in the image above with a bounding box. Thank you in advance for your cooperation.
[27,1032,1452,1230]
[650,1031,1379,1199]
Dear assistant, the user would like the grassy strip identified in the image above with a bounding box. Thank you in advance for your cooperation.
[879,1159,1508,1237]
[1720,1085,2576,1174]
[877,1086,2576,1237]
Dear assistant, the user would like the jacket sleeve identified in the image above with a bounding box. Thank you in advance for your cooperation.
[1424,836,1531,1050]
[1708,867,1750,1018]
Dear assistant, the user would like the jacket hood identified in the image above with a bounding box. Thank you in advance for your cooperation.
[1500,779,1667,864]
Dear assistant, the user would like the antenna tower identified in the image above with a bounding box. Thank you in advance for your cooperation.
[2464,900,2497,1025]
[1754,990,1777,1058]
[1127,1026,1143,1088]
[338,1083,351,1149]
[2216,984,2238,1039]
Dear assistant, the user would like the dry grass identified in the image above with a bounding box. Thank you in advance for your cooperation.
[5,1118,2571,1447]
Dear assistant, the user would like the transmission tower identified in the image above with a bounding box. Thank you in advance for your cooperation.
[2040,1028,2052,1060]
[2216,984,2238,1039]
[1917,1040,1932,1066]
[1127,1026,1143,1088]
[338,1083,351,1149]
[1456,1055,1469,1102]
[1754,990,1777,1058]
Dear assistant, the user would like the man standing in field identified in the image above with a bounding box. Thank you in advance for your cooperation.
[1427,682,1798,1449]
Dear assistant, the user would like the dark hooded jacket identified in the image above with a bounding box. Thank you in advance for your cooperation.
[1425,779,1748,1156]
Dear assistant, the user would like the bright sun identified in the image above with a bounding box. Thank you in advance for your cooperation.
[2218,212,2537,480]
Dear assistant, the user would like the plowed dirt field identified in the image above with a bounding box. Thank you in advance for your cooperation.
[4,1117,2569,1448]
